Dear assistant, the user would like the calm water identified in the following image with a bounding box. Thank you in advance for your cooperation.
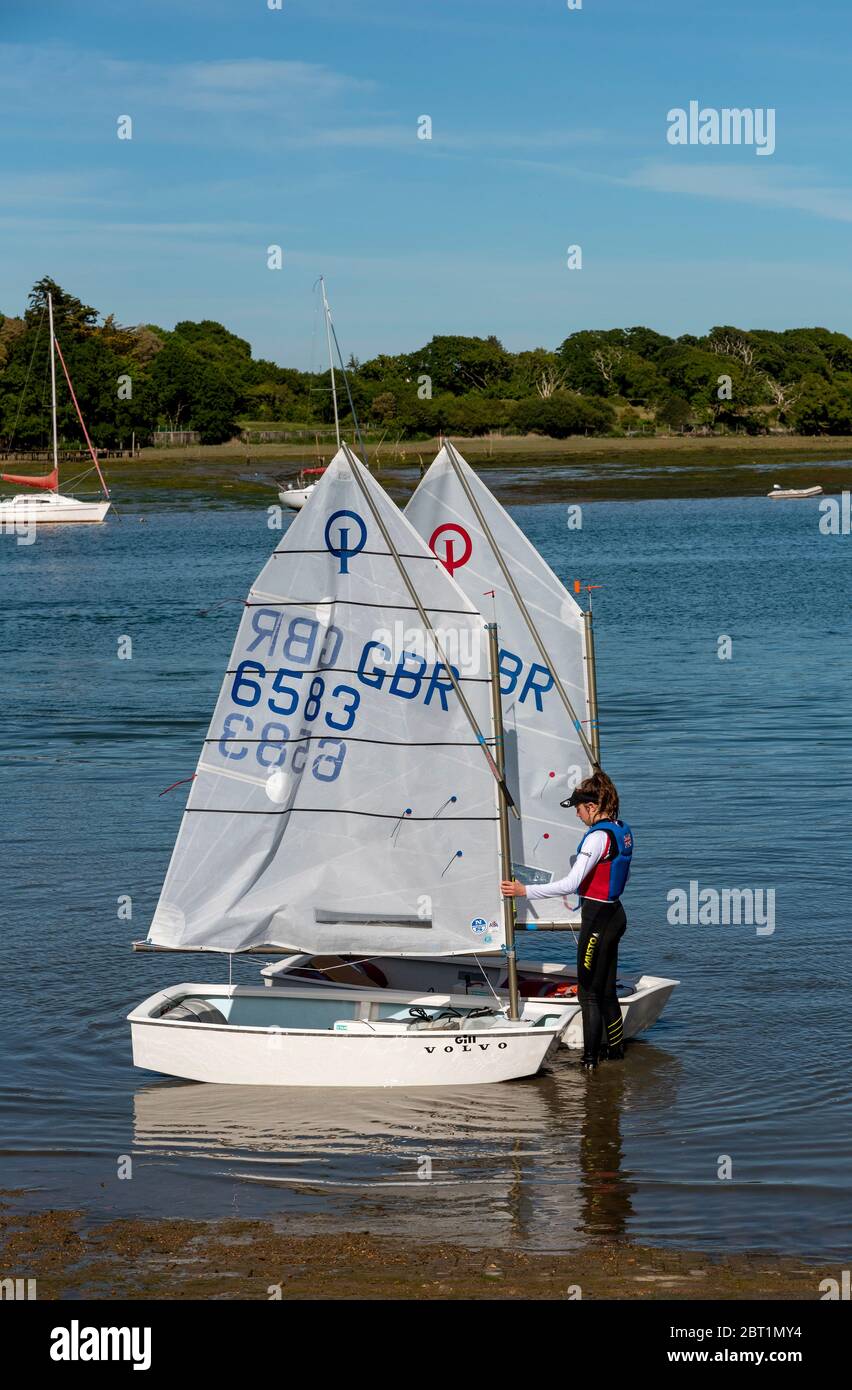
[1,488,850,1259]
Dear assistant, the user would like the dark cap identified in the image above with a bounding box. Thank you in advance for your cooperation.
[560,786,598,810]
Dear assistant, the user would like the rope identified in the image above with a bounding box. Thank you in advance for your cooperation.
[472,954,506,1010]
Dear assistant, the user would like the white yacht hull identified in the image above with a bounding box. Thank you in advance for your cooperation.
[128,982,562,1087]
[278,485,316,510]
[0,493,110,524]
[261,953,678,1049]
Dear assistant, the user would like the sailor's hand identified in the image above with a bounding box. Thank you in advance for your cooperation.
[501,879,527,898]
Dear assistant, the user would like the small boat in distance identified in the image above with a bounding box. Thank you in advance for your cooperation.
[274,277,358,513]
[278,465,326,510]
[0,292,111,525]
[767,483,823,499]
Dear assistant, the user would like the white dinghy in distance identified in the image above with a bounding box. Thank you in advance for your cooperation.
[278,467,325,510]
[265,443,678,1045]
[767,483,823,499]
[0,292,111,526]
[277,280,340,511]
[129,443,561,1086]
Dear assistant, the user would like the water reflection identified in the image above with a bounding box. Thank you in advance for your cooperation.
[132,1042,681,1249]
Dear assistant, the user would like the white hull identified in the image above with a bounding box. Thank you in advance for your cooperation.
[767,485,823,499]
[278,485,316,510]
[0,492,110,524]
[128,982,562,1087]
[261,953,678,1049]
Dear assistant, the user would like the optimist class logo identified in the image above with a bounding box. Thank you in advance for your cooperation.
[429,523,472,576]
[325,509,367,574]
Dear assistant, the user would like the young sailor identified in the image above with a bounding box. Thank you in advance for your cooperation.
[501,770,633,1071]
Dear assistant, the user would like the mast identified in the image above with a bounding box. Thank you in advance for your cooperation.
[487,621,520,1019]
[582,601,601,764]
[320,276,341,449]
[47,292,59,491]
[442,441,598,769]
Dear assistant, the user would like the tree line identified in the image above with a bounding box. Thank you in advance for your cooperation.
[3,278,852,447]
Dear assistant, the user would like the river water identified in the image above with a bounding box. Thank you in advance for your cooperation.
[1,486,849,1259]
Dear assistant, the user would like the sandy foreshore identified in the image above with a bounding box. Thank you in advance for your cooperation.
[0,1201,834,1300]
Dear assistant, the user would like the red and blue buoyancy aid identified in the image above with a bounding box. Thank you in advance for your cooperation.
[577,819,633,902]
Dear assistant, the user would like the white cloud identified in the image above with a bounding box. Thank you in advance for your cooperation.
[623,160,852,224]
[0,44,371,125]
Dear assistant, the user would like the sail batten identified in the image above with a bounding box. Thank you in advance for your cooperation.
[148,448,505,957]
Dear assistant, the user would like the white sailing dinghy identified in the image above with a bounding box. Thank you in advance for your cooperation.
[263,442,677,1046]
[0,293,111,526]
[129,443,563,1086]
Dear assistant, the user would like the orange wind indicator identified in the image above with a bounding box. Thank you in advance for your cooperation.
[573,580,603,594]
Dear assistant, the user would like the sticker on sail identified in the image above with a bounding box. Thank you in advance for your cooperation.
[470,917,488,934]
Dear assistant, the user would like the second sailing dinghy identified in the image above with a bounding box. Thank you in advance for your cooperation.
[264,442,677,1047]
[129,444,562,1086]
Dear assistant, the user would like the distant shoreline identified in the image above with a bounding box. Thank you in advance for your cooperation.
[133,430,852,465]
[91,432,852,506]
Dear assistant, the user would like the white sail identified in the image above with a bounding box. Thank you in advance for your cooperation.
[148,447,505,955]
[405,445,594,924]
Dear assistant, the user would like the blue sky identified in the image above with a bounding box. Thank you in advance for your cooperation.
[3,0,852,364]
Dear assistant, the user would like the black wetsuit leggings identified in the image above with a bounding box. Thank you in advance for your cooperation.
[577,897,627,1060]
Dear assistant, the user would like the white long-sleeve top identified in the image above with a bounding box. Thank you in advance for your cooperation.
[524,829,608,902]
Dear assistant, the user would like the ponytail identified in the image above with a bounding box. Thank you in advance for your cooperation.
[572,769,620,821]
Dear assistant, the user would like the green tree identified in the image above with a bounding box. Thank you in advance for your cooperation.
[150,338,239,442]
[513,391,615,437]
[407,335,512,395]
[790,375,852,434]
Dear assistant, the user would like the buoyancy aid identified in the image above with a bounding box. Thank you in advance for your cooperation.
[577,819,633,901]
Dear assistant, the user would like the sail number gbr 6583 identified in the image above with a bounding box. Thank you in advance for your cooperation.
[216,611,468,784]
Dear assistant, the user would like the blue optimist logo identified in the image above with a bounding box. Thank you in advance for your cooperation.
[325,510,367,574]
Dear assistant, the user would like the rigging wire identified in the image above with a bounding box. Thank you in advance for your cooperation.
[5,308,45,453]
[328,309,368,464]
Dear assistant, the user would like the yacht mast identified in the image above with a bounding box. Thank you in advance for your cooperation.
[47,292,59,490]
[320,276,341,448]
